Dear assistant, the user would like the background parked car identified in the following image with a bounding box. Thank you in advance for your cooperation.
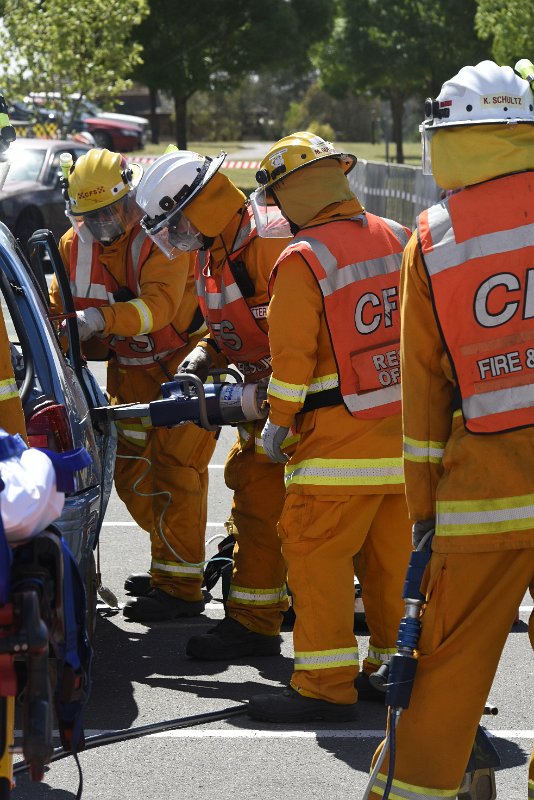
[0,138,92,253]
[0,223,117,633]
[17,94,147,152]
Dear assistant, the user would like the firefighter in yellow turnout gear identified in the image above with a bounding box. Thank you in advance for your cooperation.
[366,61,534,800]
[246,132,413,722]
[49,148,217,622]
[135,150,292,658]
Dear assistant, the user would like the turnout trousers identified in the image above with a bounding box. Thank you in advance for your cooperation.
[111,360,216,602]
[278,492,412,704]
[368,548,534,799]
[224,432,289,636]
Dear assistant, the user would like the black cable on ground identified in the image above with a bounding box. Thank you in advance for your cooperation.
[13,704,249,775]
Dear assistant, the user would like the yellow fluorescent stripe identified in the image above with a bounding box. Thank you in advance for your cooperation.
[308,373,339,393]
[404,453,443,464]
[285,458,404,486]
[295,647,357,658]
[403,435,446,449]
[438,493,534,513]
[268,376,308,402]
[128,297,153,334]
[375,773,457,799]
[438,517,534,536]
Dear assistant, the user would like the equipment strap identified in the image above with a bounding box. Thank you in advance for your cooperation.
[300,386,342,414]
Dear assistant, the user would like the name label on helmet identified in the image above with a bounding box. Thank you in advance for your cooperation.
[481,94,524,108]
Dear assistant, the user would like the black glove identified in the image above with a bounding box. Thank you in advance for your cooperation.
[412,519,435,550]
[177,345,212,383]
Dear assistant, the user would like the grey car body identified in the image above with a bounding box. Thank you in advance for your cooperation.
[0,138,92,252]
[0,222,116,618]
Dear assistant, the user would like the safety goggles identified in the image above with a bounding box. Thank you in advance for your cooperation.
[141,207,204,259]
[68,192,143,244]
[249,186,293,239]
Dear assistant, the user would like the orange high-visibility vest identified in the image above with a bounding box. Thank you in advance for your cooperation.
[196,206,271,381]
[270,214,410,419]
[69,225,189,368]
[418,170,534,434]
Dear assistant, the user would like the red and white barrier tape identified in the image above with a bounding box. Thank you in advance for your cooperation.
[133,155,260,170]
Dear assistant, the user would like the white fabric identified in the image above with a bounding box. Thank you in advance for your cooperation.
[1,449,65,543]
[261,419,290,464]
[74,307,105,341]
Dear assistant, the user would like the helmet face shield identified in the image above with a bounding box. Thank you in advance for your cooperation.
[420,124,434,175]
[250,187,293,238]
[0,160,9,191]
[142,207,204,259]
[70,191,143,244]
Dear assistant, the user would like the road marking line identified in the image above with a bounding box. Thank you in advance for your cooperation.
[102,522,225,527]
[23,729,531,741]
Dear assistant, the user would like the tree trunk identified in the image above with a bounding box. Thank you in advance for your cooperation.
[173,93,188,149]
[389,92,405,164]
[149,87,159,145]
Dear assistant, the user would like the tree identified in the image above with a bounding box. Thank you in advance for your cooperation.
[475,0,530,66]
[134,0,335,148]
[314,0,490,163]
[0,0,148,132]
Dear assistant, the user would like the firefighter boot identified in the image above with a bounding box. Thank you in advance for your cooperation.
[186,616,281,660]
[124,572,151,596]
[123,588,205,622]
[248,686,358,723]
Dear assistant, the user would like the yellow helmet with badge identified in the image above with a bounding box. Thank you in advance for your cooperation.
[64,148,144,244]
[255,131,356,190]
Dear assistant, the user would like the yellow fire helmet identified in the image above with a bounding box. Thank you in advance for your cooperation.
[255,131,356,190]
[64,148,144,244]
[67,148,143,215]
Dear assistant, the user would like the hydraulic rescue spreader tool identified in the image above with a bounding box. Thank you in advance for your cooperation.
[92,369,268,431]
[362,529,500,800]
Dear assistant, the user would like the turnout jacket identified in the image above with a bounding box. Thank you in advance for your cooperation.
[401,170,534,552]
[267,205,411,495]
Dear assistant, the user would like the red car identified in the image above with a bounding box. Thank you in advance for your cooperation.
[75,116,145,152]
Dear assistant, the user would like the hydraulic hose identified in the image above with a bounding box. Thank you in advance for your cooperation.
[13,703,248,774]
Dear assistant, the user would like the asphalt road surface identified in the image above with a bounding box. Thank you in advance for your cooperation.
[12,360,534,800]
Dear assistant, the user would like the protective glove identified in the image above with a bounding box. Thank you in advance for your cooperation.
[261,418,290,464]
[63,307,105,342]
[412,518,436,550]
[177,345,212,383]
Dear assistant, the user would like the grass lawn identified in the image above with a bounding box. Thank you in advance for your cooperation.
[130,139,422,193]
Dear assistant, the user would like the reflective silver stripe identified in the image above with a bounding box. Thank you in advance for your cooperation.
[268,376,308,402]
[116,347,176,367]
[438,502,534,528]
[403,441,445,461]
[233,214,255,251]
[424,203,534,276]
[285,458,404,487]
[382,216,411,248]
[0,379,19,399]
[71,238,111,301]
[151,559,203,577]
[296,236,402,298]
[463,383,534,421]
[201,281,243,309]
[308,374,339,393]
[294,647,358,670]
[371,774,456,800]
[228,585,288,605]
[130,228,149,283]
[128,297,152,334]
[345,384,400,412]
[367,646,396,664]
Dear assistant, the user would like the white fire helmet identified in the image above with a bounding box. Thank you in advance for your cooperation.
[136,150,226,258]
[420,60,534,174]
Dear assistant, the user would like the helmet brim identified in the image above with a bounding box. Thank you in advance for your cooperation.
[267,152,357,189]
[178,151,227,213]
